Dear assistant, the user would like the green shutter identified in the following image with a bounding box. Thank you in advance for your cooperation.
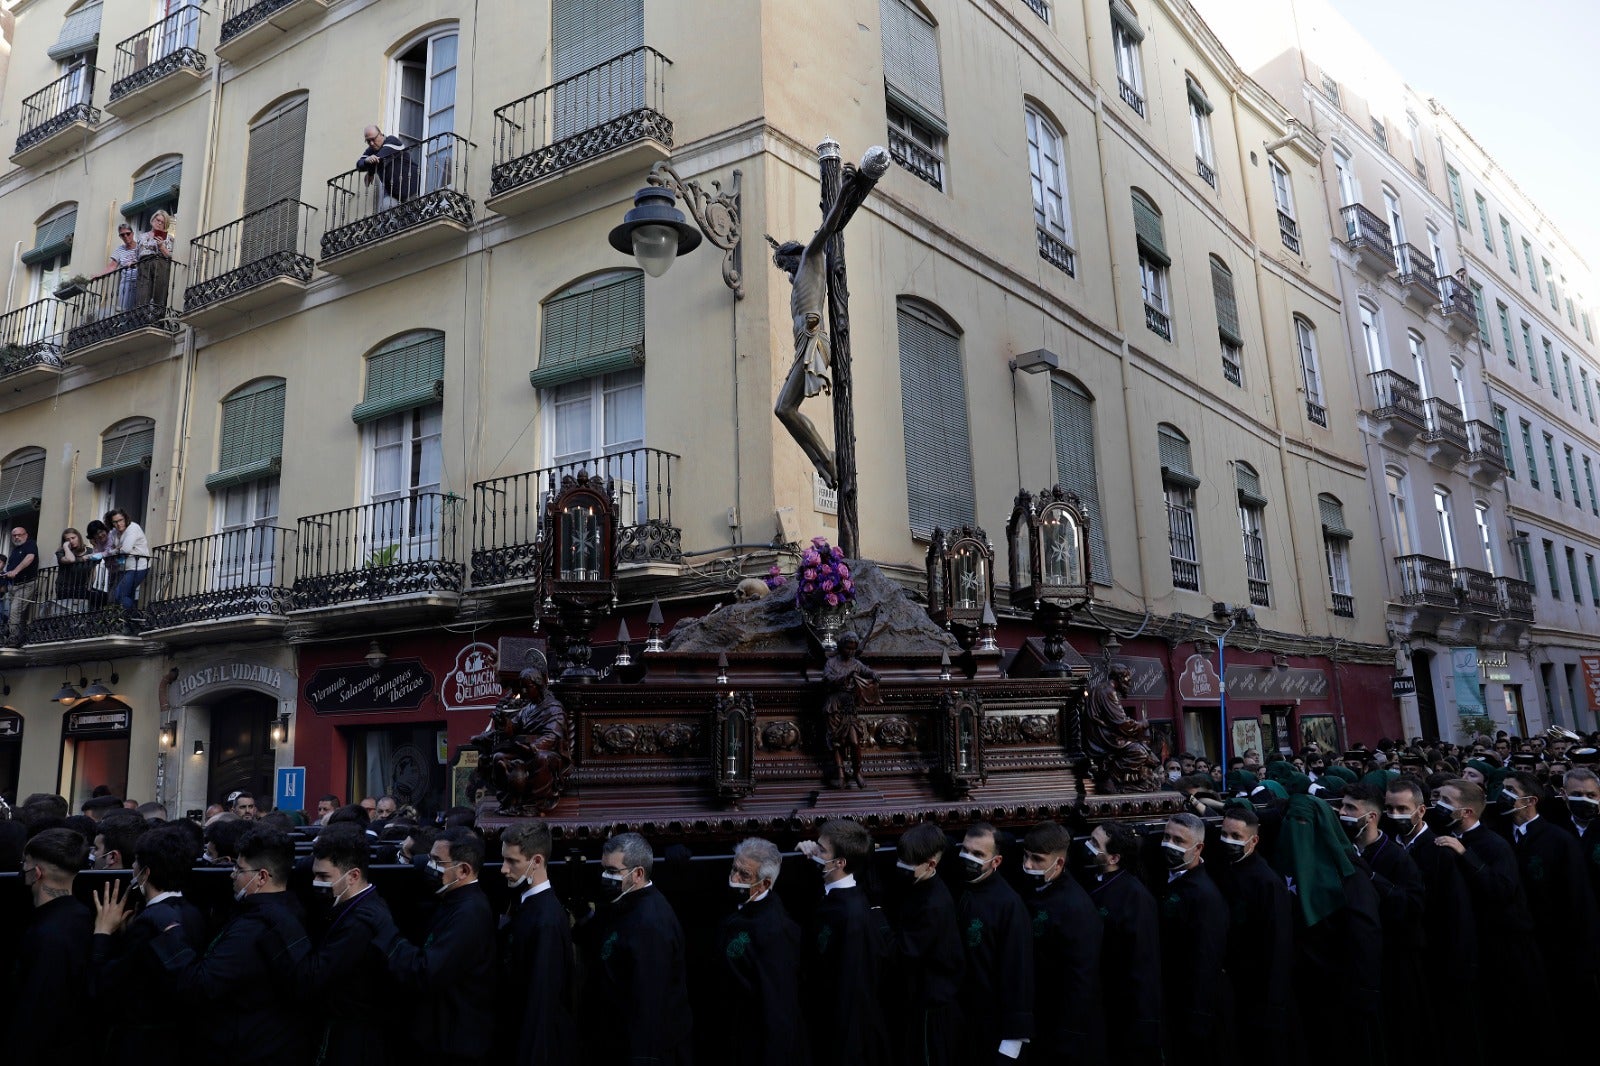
[1158,426,1198,488]
[1495,406,1514,477]
[1050,379,1111,584]
[87,421,155,483]
[207,380,286,490]
[531,273,645,389]
[1186,76,1213,115]
[897,304,974,536]
[0,451,46,522]
[48,1,102,61]
[121,161,183,220]
[1235,463,1267,509]
[244,100,307,218]
[552,0,643,79]
[353,332,446,423]
[1132,193,1168,265]
[1109,0,1145,40]
[1446,167,1467,227]
[1471,282,1489,342]
[1318,495,1352,540]
[1210,258,1241,345]
[1476,195,1492,250]
[21,208,77,267]
[880,0,947,131]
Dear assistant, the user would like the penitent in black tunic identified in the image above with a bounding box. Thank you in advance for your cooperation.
[299,886,400,1066]
[1452,824,1545,1060]
[1156,865,1230,1066]
[803,881,891,1066]
[957,873,1035,1063]
[498,884,577,1066]
[1025,874,1106,1066]
[884,872,964,1066]
[715,891,808,1066]
[6,894,93,1060]
[1361,834,1427,1064]
[92,892,207,1064]
[383,881,497,1063]
[1213,852,1295,1061]
[1513,817,1600,1017]
[582,884,692,1066]
[1086,870,1162,1066]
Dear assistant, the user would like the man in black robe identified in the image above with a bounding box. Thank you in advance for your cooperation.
[717,836,807,1066]
[6,828,93,1059]
[497,820,576,1066]
[579,831,691,1065]
[1084,822,1161,1066]
[1210,805,1294,1062]
[1021,821,1105,1066]
[884,822,963,1065]
[955,822,1034,1064]
[1556,766,1600,909]
[1341,783,1425,1063]
[1154,813,1229,1066]
[799,817,890,1066]
[382,826,497,1066]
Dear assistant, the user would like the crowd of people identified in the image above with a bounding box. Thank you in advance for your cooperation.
[1,728,1597,1066]
[0,510,154,645]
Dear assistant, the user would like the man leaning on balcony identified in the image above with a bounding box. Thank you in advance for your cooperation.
[3,526,39,647]
[357,126,420,204]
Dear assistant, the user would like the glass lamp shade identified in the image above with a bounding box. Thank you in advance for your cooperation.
[1040,507,1082,586]
[953,548,987,611]
[632,223,679,278]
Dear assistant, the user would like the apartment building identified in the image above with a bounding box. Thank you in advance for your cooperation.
[0,0,1397,812]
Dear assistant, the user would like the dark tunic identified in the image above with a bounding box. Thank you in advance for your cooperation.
[151,891,312,1066]
[1156,865,1229,1065]
[383,881,497,1062]
[91,892,206,1063]
[1361,834,1427,1064]
[1291,865,1383,1066]
[582,884,692,1065]
[885,872,964,1066]
[1556,814,1600,911]
[803,881,890,1066]
[499,884,577,1066]
[1086,870,1162,1066]
[715,891,807,1066]
[300,886,398,1066]
[5,894,93,1060]
[1213,853,1295,1061]
[958,873,1035,1062]
[1399,826,1478,1066]
[1513,817,1600,1016]
[1452,824,1546,1060]
[1026,874,1106,1066]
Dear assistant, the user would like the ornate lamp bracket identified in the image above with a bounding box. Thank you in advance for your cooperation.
[646,162,743,298]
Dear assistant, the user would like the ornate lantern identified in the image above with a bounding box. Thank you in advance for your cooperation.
[925,525,996,649]
[936,689,985,797]
[540,469,617,682]
[1007,486,1092,676]
[712,690,757,804]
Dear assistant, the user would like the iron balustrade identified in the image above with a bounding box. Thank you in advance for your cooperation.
[293,493,464,608]
[1497,576,1535,621]
[109,6,206,102]
[321,132,475,261]
[887,126,943,189]
[1438,274,1476,319]
[1196,156,1216,188]
[1422,396,1468,453]
[1394,243,1440,299]
[1368,369,1425,425]
[472,447,680,587]
[1340,203,1394,262]
[1331,592,1355,618]
[1467,420,1507,470]
[144,527,295,630]
[15,68,100,156]
[186,200,316,312]
[62,258,184,353]
[1170,557,1199,592]
[1118,79,1145,116]
[1221,345,1243,386]
[1022,0,1050,19]
[1144,303,1171,340]
[1452,566,1500,615]
[1395,554,1454,606]
[1277,210,1301,254]
[1036,226,1076,277]
[0,298,71,376]
[22,563,149,644]
[1306,400,1328,427]
[221,0,307,44]
[491,47,672,197]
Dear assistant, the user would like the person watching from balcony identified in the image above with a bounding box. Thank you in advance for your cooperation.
[357,125,420,204]
[105,508,151,616]
[55,527,92,610]
[3,526,39,647]
[107,222,142,310]
[136,211,175,311]
[82,519,112,609]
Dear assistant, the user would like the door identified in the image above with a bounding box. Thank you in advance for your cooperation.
[207,692,277,806]
[345,723,449,821]
[1334,149,1357,208]
[1413,649,1441,742]
[215,478,281,588]
[1384,188,1406,245]
[368,404,444,563]
[396,33,458,193]
[242,99,307,260]
[1360,304,1385,374]
[551,0,644,140]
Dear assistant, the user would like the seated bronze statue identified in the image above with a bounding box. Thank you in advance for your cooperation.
[469,664,572,814]
[1083,664,1160,793]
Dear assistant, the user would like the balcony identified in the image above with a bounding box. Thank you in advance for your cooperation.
[1278,210,1301,254]
[1247,578,1271,608]
[1466,420,1509,485]
[487,48,673,217]
[0,299,70,389]
[184,200,316,327]
[1451,566,1499,617]
[291,493,464,620]
[12,69,100,166]
[1331,592,1355,618]
[1421,396,1469,468]
[22,565,147,649]
[1036,226,1076,277]
[1395,554,1454,608]
[1118,78,1145,117]
[105,7,207,118]
[1144,303,1171,341]
[472,447,681,594]
[320,133,475,275]
[1438,274,1477,338]
[1367,369,1426,446]
[144,528,295,643]
[61,259,184,367]
[1195,156,1216,189]
[1394,243,1440,308]
[1306,399,1328,427]
[1497,576,1535,622]
[887,126,943,190]
[1340,203,1395,276]
[217,0,330,61]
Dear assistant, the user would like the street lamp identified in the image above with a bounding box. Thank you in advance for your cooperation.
[609,162,743,297]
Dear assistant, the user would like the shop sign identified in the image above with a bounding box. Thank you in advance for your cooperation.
[1581,655,1600,714]
[1178,654,1330,703]
[275,767,306,812]
[1451,647,1485,717]
[176,660,290,701]
[1178,655,1224,702]
[1391,675,1417,698]
[0,711,21,740]
[65,708,130,734]
[1110,656,1167,700]
[1477,652,1512,682]
[441,642,502,712]
[305,659,435,715]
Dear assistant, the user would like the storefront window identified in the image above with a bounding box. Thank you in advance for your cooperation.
[346,723,448,819]
[59,702,132,808]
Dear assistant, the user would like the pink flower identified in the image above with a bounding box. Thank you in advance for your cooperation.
[841,579,853,591]
[821,578,836,590]
[802,567,817,581]
[825,592,840,606]
[802,549,821,566]
[812,536,829,547]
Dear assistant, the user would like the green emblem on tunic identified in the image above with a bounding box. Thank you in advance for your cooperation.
[1032,909,1048,938]
[1527,855,1545,881]
[600,931,618,961]
[726,931,751,959]
[1163,893,1180,917]
[965,918,985,947]
[817,924,833,953]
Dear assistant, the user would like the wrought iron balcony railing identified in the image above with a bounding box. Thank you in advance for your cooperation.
[1467,420,1507,470]
[109,6,206,102]
[23,563,148,644]
[1368,369,1425,424]
[1438,274,1477,320]
[144,527,295,630]
[1453,566,1500,616]
[293,493,464,609]
[1395,554,1454,607]
[1394,243,1440,300]
[0,298,70,377]
[321,132,475,261]
[1331,592,1355,618]
[472,446,680,588]
[1036,226,1076,277]
[887,126,943,189]
[1247,578,1271,607]
[1497,575,1535,621]
[1195,156,1216,188]
[221,0,312,44]
[1118,79,1145,117]
[1278,210,1301,254]
[490,47,672,198]
[1170,557,1199,592]
[1144,303,1171,340]
[1340,203,1394,263]
[1422,396,1469,453]
[15,68,99,157]
[1306,400,1328,427]
[186,200,316,313]
[62,258,184,354]
[1022,0,1050,20]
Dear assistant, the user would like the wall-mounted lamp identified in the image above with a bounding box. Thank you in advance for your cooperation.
[159,722,175,749]
[365,641,388,671]
[270,713,290,745]
[81,678,114,700]
[193,739,206,757]
[1008,348,1061,375]
[52,680,84,704]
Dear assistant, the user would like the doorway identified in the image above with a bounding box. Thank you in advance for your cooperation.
[1413,649,1441,742]
[207,691,277,807]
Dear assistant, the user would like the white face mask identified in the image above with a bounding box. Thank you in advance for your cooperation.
[1022,864,1049,878]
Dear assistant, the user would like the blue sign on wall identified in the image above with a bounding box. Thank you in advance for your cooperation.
[275,766,306,812]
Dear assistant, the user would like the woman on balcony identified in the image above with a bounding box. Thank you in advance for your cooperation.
[55,527,92,612]
[106,509,151,617]
[135,211,175,311]
[106,223,141,311]
[83,520,111,609]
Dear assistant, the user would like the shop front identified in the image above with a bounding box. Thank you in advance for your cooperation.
[165,647,298,818]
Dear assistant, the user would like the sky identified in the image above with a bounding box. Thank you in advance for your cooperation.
[1328,0,1600,272]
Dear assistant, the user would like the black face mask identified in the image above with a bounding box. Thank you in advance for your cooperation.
[1218,839,1249,863]
[1568,795,1599,822]
[1424,804,1458,834]
[1382,813,1416,838]
[960,855,989,882]
[1338,814,1366,841]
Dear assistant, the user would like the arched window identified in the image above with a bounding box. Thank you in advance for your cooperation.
[1132,190,1170,339]
[1319,493,1353,616]
[1235,462,1269,606]
[91,417,156,522]
[1187,74,1216,186]
[897,298,972,535]
[0,447,47,535]
[355,332,445,518]
[1294,316,1325,425]
[124,156,182,232]
[394,26,459,145]
[1051,377,1110,583]
[1026,104,1072,251]
[22,203,79,299]
[880,0,947,189]
[1209,256,1242,384]
[48,1,101,111]
[535,271,645,468]
[1270,158,1299,253]
[1159,425,1199,591]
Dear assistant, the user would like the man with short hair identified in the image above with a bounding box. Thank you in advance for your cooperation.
[1558,765,1600,907]
[204,814,248,866]
[956,822,1034,1063]
[232,791,259,820]
[301,825,398,1066]
[373,795,397,823]
[356,125,421,201]
[82,793,123,821]
[800,817,890,1065]
[384,827,497,1065]
[1083,822,1161,1066]
[498,820,576,1066]
[360,796,378,818]
[885,822,963,1066]
[3,525,38,646]
[1020,822,1104,1066]
[316,794,341,824]
[5,828,93,1058]
[93,809,148,870]
[1211,805,1293,1060]
[136,801,168,822]
[717,836,805,1066]
[1156,813,1229,1066]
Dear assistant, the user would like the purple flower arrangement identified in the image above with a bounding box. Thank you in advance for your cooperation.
[791,536,855,611]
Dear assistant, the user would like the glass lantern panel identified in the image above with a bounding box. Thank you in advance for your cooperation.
[1011,524,1032,587]
[1040,506,1082,586]
[954,547,986,610]
[560,500,602,580]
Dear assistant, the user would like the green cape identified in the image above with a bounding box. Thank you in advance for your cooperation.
[1274,793,1355,926]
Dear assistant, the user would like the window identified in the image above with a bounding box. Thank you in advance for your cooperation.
[1545,539,1561,600]
[1543,259,1557,311]
[1132,191,1170,340]
[1408,331,1431,398]
[351,333,447,560]
[123,157,181,233]
[1159,426,1199,591]
[1236,464,1270,606]
[1567,296,1577,328]
[550,0,643,141]
[1026,106,1074,273]
[1587,455,1598,516]
[1294,317,1324,426]
[1051,377,1110,584]
[90,418,155,524]
[1497,303,1515,365]
[395,29,458,145]
[1567,444,1581,504]
[881,0,947,190]
[1588,554,1599,605]
[1023,0,1050,22]
[1188,76,1216,187]
[1427,225,1446,278]
[1584,311,1593,342]
[1564,354,1578,411]
[1475,503,1497,576]
[1471,282,1490,346]
[1494,405,1514,478]
[206,378,286,540]
[48,1,100,112]
[1545,432,1561,498]
[1211,257,1243,385]
[1386,467,1413,555]
[1434,488,1458,566]
[214,477,280,585]
[0,448,46,536]
[1358,301,1386,374]
[1476,194,1493,252]
[1321,73,1340,107]
[1320,494,1354,616]
[1516,536,1536,591]
[1332,144,1357,207]
[1584,368,1596,423]
[896,301,973,535]
[1451,359,1468,417]
[1521,420,1537,488]
[1383,186,1406,245]
[1523,322,1538,380]
[21,204,78,301]
[1371,117,1388,151]
[1524,239,1538,293]
[1270,160,1300,253]
[1544,338,1558,396]
[242,97,308,263]
[1500,217,1516,273]
[1446,167,1467,227]
[1110,1,1145,116]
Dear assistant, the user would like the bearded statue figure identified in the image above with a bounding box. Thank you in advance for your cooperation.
[1083,664,1160,793]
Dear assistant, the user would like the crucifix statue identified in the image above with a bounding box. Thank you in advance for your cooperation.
[768,141,890,559]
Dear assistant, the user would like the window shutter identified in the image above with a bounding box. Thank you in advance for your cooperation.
[1109,0,1145,41]
[531,272,645,389]
[1132,193,1168,265]
[880,0,946,131]
[0,451,46,522]
[1235,464,1267,508]
[552,0,644,78]
[207,380,286,490]
[1051,379,1111,584]
[121,161,183,220]
[244,100,307,216]
[353,332,447,423]
[48,1,102,61]
[88,420,155,483]
[1318,494,1353,539]
[1185,75,1213,115]
[21,208,78,267]
[1210,258,1242,345]
[897,304,974,536]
